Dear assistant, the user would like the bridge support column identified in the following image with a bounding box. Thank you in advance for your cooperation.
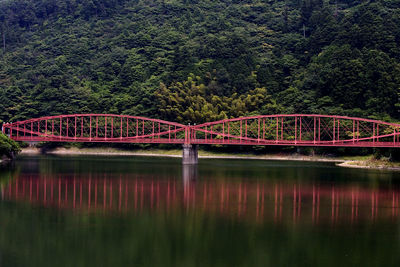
[182,144,198,165]
[28,141,38,147]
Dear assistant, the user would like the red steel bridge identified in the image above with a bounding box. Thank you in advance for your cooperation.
[2,114,400,147]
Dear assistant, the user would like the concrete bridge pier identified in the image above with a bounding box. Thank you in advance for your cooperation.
[182,144,198,165]
[27,141,39,147]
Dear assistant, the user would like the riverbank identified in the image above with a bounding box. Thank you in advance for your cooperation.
[19,147,400,171]
[337,159,400,171]
[21,147,341,162]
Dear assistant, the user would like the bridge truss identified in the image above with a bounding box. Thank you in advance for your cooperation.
[2,114,186,144]
[2,114,400,147]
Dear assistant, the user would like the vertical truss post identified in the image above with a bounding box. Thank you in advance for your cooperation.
[318,117,320,142]
[168,125,171,142]
[376,124,379,143]
[152,121,155,140]
[300,117,302,142]
[96,117,98,138]
[31,122,33,139]
[81,117,83,138]
[313,117,316,144]
[257,118,260,143]
[276,117,278,143]
[245,120,248,140]
[373,123,375,144]
[120,117,122,139]
[210,126,213,141]
[142,120,144,136]
[105,117,107,139]
[337,120,340,142]
[174,125,176,140]
[222,122,225,143]
[136,119,138,137]
[295,116,297,144]
[227,122,229,142]
[45,120,47,136]
[184,126,188,144]
[52,120,54,137]
[59,118,62,139]
[240,120,242,143]
[126,117,129,138]
[90,116,92,141]
[66,118,68,138]
[333,118,335,144]
[37,120,40,136]
[74,117,77,139]
[16,123,19,139]
[281,117,283,141]
[263,118,265,140]
[111,117,114,138]
[352,120,355,144]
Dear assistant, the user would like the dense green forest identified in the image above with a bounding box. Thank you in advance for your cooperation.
[0,0,399,125]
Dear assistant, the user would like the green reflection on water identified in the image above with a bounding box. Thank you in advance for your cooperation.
[0,155,399,267]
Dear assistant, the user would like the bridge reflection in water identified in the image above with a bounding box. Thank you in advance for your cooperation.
[2,167,400,225]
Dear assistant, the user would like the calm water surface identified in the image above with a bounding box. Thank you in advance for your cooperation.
[1,155,400,266]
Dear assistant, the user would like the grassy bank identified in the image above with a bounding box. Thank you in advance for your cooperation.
[338,155,400,170]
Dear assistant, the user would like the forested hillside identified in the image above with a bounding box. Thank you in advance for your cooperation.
[0,0,399,124]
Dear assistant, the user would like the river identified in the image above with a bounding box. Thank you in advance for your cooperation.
[0,155,400,266]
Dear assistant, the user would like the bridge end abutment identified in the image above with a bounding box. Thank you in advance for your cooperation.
[182,144,198,165]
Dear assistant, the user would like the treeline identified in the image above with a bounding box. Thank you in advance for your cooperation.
[0,0,399,125]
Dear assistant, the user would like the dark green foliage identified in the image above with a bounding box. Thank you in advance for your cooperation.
[155,73,281,123]
[0,132,20,159]
[0,0,399,124]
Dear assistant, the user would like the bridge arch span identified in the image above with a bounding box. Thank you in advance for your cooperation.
[2,114,400,147]
[190,114,400,147]
[2,114,187,144]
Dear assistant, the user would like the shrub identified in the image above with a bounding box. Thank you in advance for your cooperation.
[0,133,21,160]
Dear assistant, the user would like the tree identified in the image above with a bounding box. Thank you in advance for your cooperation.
[0,132,20,160]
